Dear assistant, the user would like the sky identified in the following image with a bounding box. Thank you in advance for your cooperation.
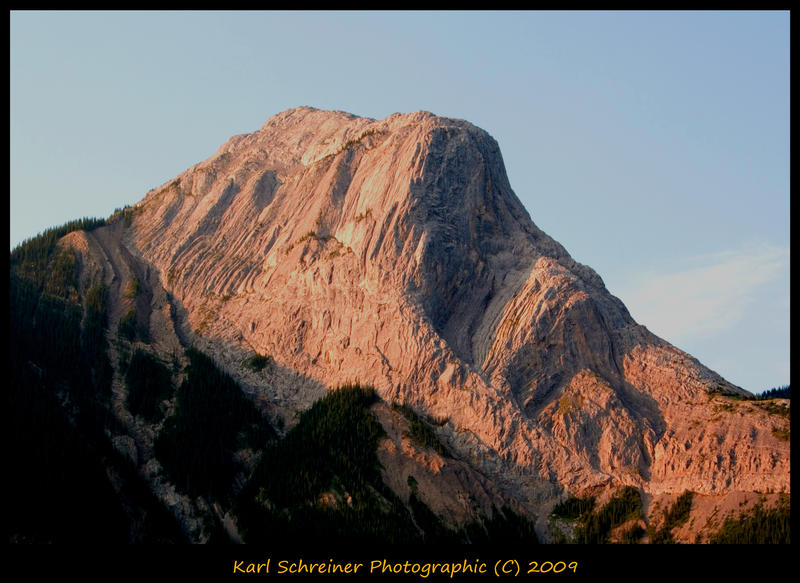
[10,11,790,393]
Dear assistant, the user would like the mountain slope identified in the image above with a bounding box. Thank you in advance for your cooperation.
[11,107,789,543]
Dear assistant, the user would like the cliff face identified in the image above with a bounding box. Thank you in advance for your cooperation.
[66,107,788,537]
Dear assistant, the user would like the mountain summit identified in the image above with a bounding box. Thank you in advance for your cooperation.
[16,107,789,542]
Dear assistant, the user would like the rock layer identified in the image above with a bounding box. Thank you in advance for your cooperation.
[69,107,788,532]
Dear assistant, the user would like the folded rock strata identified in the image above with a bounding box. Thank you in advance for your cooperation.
[63,107,788,538]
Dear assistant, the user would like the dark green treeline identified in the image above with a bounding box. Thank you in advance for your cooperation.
[9,219,185,543]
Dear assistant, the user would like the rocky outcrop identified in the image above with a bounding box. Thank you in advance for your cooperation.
[66,107,788,538]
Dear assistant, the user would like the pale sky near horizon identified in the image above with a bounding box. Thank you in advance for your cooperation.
[10,10,790,394]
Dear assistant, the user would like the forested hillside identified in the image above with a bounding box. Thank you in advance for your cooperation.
[9,219,185,543]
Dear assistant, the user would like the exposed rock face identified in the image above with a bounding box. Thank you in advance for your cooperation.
[69,107,788,536]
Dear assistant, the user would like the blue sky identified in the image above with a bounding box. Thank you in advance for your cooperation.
[10,11,789,393]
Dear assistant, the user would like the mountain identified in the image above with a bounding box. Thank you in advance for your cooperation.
[9,107,789,544]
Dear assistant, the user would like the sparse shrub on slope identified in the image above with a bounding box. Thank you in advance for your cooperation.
[391,401,450,457]
[650,490,694,544]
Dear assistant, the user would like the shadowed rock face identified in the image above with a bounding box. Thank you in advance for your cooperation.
[70,107,788,529]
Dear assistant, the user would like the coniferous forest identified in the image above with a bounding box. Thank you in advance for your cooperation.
[708,494,790,544]
[757,385,790,400]
[9,220,185,543]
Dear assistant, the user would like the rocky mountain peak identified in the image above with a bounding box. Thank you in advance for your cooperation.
[47,107,787,541]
